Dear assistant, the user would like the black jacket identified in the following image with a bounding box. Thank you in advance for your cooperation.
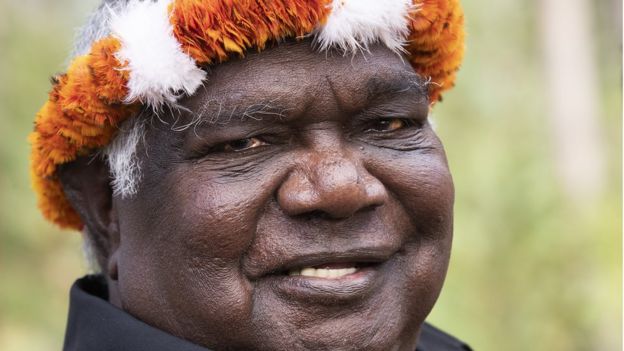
[63,275,472,351]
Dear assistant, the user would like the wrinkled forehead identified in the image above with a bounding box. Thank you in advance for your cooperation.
[179,39,429,122]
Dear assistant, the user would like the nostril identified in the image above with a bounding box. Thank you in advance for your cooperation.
[361,204,381,213]
[297,203,381,221]
[298,210,333,221]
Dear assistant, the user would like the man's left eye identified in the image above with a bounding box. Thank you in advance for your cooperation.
[368,118,411,132]
[220,137,268,152]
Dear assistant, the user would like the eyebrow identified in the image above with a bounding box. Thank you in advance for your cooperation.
[364,72,429,105]
[177,98,293,131]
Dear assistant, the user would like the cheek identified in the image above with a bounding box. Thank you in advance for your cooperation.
[115,162,284,345]
[126,161,280,259]
[369,149,454,237]
[367,149,454,307]
[182,180,262,259]
[385,151,454,267]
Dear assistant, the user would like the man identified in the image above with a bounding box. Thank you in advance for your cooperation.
[30,0,469,350]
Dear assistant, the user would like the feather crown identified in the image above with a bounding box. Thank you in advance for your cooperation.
[30,0,465,230]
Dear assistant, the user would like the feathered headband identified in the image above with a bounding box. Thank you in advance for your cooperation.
[30,0,465,230]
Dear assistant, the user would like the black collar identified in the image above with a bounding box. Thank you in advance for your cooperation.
[63,275,471,351]
[63,275,209,351]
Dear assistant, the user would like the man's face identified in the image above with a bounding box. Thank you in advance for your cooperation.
[113,40,454,351]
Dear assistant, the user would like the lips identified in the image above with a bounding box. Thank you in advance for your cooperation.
[247,246,398,303]
[250,247,396,279]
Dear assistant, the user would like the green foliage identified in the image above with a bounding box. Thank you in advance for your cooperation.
[0,1,620,350]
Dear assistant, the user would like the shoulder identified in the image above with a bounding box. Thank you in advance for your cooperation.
[417,323,473,351]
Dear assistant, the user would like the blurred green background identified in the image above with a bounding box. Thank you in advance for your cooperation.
[0,0,621,350]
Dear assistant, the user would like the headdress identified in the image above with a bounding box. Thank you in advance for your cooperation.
[30,0,465,230]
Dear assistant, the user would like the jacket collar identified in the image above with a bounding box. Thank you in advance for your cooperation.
[63,275,210,351]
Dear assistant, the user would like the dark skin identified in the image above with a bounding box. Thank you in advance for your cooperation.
[59,39,454,351]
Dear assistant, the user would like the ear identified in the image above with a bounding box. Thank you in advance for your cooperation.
[57,155,120,280]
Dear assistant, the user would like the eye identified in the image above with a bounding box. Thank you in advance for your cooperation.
[368,118,411,132]
[220,137,268,152]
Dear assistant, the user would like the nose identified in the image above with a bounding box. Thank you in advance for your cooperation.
[277,154,388,219]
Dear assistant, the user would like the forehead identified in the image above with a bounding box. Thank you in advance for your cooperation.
[180,40,427,120]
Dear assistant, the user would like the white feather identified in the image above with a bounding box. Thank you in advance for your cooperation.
[110,0,206,108]
[315,0,415,54]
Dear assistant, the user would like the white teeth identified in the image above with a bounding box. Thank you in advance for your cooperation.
[301,267,316,277]
[316,268,329,278]
[288,267,357,279]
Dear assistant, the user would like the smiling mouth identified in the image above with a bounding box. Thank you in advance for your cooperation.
[259,253,394,303]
